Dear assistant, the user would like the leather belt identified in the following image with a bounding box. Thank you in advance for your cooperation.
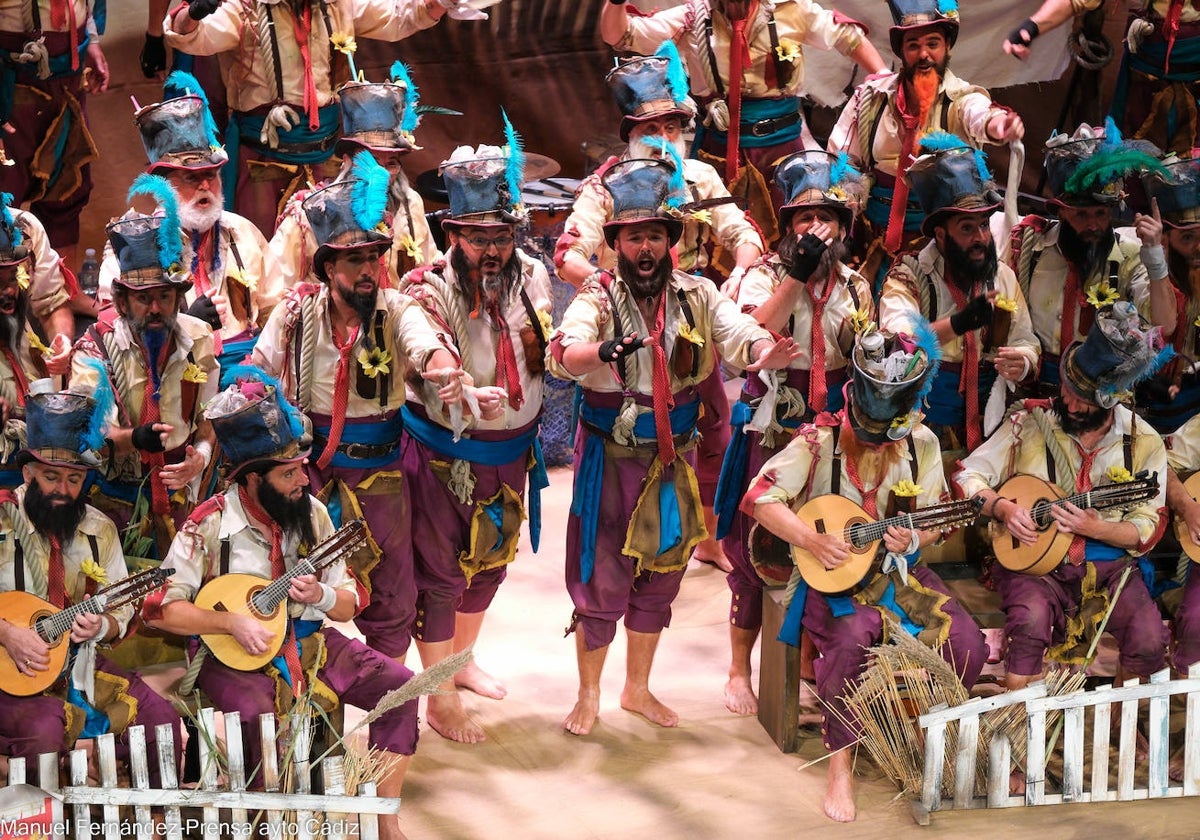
[744,110,800,137]
[312,436,398,460]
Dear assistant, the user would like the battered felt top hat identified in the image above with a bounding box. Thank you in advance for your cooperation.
[1044,119,1167,207]
[108,175,192,293]
[601,158,686,248]
[774,150,866,232]
[1061,301,1172,409]
[0,193,29,268]
[887,0,959,56]
[136,71,226,174]
[206,365,311,480]
[904,132,1002,236]
[335,62,422,156]
[18,371,110,469]
[304,152,392,283]
[606,40,693,142]
[849,322,941,444]
[441,111,527,230]
[1142,155,1200,230]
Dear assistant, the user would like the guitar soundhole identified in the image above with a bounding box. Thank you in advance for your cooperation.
[1031,498,1053,530]
[248,585,277,620]
[847,519,870,551]
[32,611,56,646]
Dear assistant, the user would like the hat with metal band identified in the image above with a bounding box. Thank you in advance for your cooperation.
[607,40,694,142]
[1061,301,1173,410]
[601,157,686,248]
[335,62,423,156]
[206,365,311,480]
[1142,155,1200,230]
[887,0,959,56]
[0,193,29,268]
[17,363,113,469]
[775,150,866,232]
[904,132,1002,236]
[441,111,527,231]
[848,322,941,444]
[136,71,227,175]
[108,175,192,293]
[305,152,393,283]
[1044,119,1167,208]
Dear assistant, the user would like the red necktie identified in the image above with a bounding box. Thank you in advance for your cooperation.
[807,281,833,413]
[293,4,320,131]
[487,297,524,411]
[1059,263,1097,358]
[724,17,750,184]
[46,535,67,608]
[885,86,921,255]
[1067,445,1097,566]
[844,441,881,518]
[649,292,676,466]
[946,276,982,451]
[2,345,28,408]
[140,345,170,517]
[316,326,357,471]
[192,230,213,298]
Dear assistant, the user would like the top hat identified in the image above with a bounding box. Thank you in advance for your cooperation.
[606,40,693,142]
[304,152,393,282]
[18,370,110,469]
[1061,301,1172,409]
[1044,119,1167,207]
[136,71,226,174]
[335,62,422,157]
[441,113,528,231]
[600,158,686,248]
[849,323,941,443]
[904,133,1002,236]
[887,0,959,56]
[774,150,866,232]
[1142,155,1200,230]
[206,365,311,480]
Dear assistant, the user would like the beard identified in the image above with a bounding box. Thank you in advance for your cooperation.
[0,290,28,347]
[1053,394,1111,435]
[943,234,999,291]
[776,231,847,282]
[179,192,224,233]
[450,245,522,305]
[627,133,689,162]
[257,477,315,548]
[336,281,378,335]
[1058,216,1115,280]
[901,59,946,125]
[617,251,674,300]
[25,479,88,545]
[717,0,751,21]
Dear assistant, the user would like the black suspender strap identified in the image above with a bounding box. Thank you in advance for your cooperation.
[13,540,23,592]
[829,422,842,496]
[1045,442,1057,486]
[675,288,700,378]
[765,12,792,90]
[219,537,231,577]
[703,16,726,99]
[266,5,286,105]
[596,275,629,387]
[519,286,548,360]
[1123,432,1134,474]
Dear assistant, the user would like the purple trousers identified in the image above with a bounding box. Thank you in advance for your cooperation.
[998,559,1169,678]
[1174,566,1200,670]
[0,655,182,786]
[195,627,418,788]
[695,363,730,505]
[401,425,532,643]
[803,566,987,751]
[565,428,689,651]
[722,429,787,631]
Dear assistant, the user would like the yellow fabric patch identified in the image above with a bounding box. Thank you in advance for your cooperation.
[622,457,706,576]
[458,484,527,583]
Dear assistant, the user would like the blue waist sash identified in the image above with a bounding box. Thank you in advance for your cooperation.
[864,183,926,231]
[216,334,258,372]
[1084,541,1127,564]
[313,411,404,470]
[713,399,802,540]
[401,405,548,551]
[270,618,323,691]
[922,364,998,431]
[692,96,803,150]
[224,103,340,207]
[572,397,700,584]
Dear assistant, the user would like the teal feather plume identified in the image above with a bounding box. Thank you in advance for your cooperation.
[501,109,525,210]
[164,70,220,147]
[654,40,689,105]
[645,137,687,208]
[127,174,182,269]
[350,151,390,231]
[911,316,942,405]
[1063,147,1168,195]
[829,151,859,186]
[220,363,306,439]
[79,356,115,454]
[937,0,957,15]
[1,193,20,247]
[390,61,421,133]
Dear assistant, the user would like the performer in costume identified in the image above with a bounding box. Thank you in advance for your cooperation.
[712,148,872,715]
[549,157,799,736]
[747,325,986,822]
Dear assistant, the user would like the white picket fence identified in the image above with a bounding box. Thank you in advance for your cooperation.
[2,707,399,839]
[913,663,1200,823]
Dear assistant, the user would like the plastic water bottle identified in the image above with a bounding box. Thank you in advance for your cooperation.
[78,248,99,297]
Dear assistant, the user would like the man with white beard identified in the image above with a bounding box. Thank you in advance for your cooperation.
[99,73,272,369]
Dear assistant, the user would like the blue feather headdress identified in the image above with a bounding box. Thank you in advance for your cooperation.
[911,316,943,407]
[653,40,689,106]
[0,192,21,248]
[220,364,306,439]
[501,109,525,211]
[643,136,687,209]
[350,151,390,231]
[164,70,220,148]
[390,61,421,134]
[918,131,992,183]
[1063,117,1167,197]
[127,173,182,270]
[78,357,115,455]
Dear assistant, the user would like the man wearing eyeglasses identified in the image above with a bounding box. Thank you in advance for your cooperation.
[99,73,271,370]
[398,143,553,744]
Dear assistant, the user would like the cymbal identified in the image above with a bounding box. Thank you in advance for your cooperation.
[522,153,560,182]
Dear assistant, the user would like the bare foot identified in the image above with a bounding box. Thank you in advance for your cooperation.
[620,685,679,728]
[426,692,486,743]
[824,751,856,822]
[563,690,600,736]
[1170,747,1184,783]
[1009,769,1026,797]
[724,674,758,715]
[693,538,733,573]
[454,661,508,700]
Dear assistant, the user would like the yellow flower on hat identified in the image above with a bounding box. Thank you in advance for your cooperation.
[994,294,1018,313]
[690,209,713,226]
[536,309,554,342]
[1192,313,1200,329]
[891,479,922,498]
[1085,281,1119,309]
[397,233,420,260]
[357,346,392,378]
[330,32,357,54]
[15,263,29,290]
[775,39,801,64]
[827,185,848,202]
[677,322,705,348]
[182,363,208,384]
[81,557,108,586]
[1106,465,1134,484]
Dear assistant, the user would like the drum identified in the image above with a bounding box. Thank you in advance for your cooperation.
[519,177,580,256]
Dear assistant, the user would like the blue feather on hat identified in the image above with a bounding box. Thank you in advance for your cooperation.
[164,70,220,148]
[221,363,306,439]
[829,151,859,187]
[126,173,182,270]
[0,192,22,247]
[917,131,966,153]
[501,109,525,210]
[390,61,421,134]
[350,151,390,231]
[911,316,943,406]
[645,137,687,209]
[78,356,115,454]
[937,0,958,14]
[653,40,689,106]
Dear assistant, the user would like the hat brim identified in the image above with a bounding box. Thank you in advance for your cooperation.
[889,20,959,56]
[620,110,693,143]
[223,447,311,482]
[146,160,225,176]
[334,135,419,157]
[311,235,392,283]
[602,216,684,248]
[111,275,194,295]
[779,200,855,235]
[442,212,523,230]
[15,448,96,470]
[921,202,1000,237]
[1059,341,1104,407]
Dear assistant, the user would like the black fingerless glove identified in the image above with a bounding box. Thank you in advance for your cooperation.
[131,423,165,453]
[140,34,167,79]
[1006,18,1039,49]
[186,295,221,329]
[187,0,222,21]
[786,233,828,283]
[949,294,994,335]
[598,333,647,362]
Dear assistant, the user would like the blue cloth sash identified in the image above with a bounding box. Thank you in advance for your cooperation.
[713,399,802,540]
[0,35,90,123]
[777,581,858,648]
[1084,541,1128,564]
[313,411,404,470]
[224,103,340,208]
[864,183,926,231]
[923,364,997,431]
[572,397,700,583]
[1111,36,1200,141]
[216,335,258,372]
[66,644,109,738]
[691,96,802,151]
[269,619,322,691]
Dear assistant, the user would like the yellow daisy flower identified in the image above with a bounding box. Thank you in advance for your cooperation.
[80,558,108,586]
[536,309,554,342]
[182,363,208,384]
[397,234,420,260]
[850,307,873,335]
[775,39,801,64]
[1106,465,1134,484]
[677,322,706,348]
[1085,282,1119,308]
[25,331,50,358]
[330,32,357,54]
[891,479,922,497]
[690,209,713,226]
[994,294,1018,313]
[357,347,392,378]
[15,263,29,290]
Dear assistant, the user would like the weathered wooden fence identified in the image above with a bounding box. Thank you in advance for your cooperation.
[2,707,398,839]
[914,663,1200,823]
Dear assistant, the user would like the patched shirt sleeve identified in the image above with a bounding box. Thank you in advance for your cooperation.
[354,0,439,40]
[557,174,613,276]
[753,433,818,506]
[164,2,244,54]
[878,262,921,335]
[1167,412,1200,472]
[160,517,220,607]
[736,262,780,312]
[620,6,689,53]
[954,417,1020,498]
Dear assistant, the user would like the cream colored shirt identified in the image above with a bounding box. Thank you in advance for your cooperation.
[0,328,47,419]
[12,209,70,321]
[0,485,133,635]
[1076,0,1199,21]
[164,0,439,114]
[399,250,552,432]
[1167,411,1200,474]
[880,239,1040,369]
[0,1,91,35]
[160,488,352,622]
[252,284,448,418]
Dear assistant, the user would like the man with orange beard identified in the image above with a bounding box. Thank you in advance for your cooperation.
[827,0,1024,288]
